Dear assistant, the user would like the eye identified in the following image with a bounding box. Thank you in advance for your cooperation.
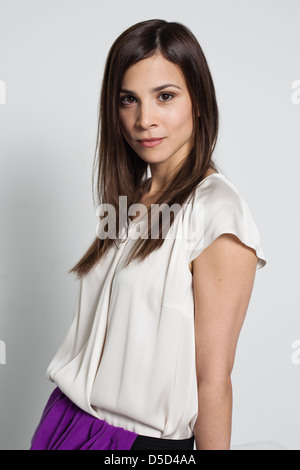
[120,93,175,106]
[120,95,136,105]
[158,93,174,102]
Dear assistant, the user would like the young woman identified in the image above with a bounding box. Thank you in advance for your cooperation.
[30,19,267,451]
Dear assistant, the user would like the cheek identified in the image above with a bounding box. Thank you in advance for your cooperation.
[168,104,193,135]
[119,111,132,134]
[118,113,126,133]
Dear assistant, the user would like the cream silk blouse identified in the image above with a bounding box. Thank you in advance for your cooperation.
[46,173,267,439]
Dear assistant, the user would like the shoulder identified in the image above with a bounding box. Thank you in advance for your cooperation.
[186,172,249,225]
[181,172,267,270]
[193,172,244,206]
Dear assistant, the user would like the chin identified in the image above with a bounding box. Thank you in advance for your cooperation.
[140,155,169,165]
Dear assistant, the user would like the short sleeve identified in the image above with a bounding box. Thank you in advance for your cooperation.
[181,175,267,270]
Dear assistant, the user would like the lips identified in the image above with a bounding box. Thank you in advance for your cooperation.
[137,137,165,148]
[137,138,164,142]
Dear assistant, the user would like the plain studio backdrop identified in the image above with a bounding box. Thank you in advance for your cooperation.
[0,0,299,450]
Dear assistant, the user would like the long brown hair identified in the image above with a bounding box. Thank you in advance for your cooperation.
[69,19,219,279]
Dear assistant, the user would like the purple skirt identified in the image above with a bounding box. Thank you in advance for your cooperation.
[30,387,138,450]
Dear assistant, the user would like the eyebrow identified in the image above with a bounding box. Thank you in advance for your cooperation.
[120,83,182,94]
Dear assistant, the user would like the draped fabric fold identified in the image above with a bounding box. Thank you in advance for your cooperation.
[30,387,138,450]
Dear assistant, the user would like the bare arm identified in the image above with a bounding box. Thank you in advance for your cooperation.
[192,233,258,450]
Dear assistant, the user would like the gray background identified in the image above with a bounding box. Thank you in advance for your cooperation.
[0,0,299,450]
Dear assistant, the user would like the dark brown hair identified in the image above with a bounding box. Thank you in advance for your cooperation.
[69,19,219,279]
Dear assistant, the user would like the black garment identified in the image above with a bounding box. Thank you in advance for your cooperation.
[130,434,194,450]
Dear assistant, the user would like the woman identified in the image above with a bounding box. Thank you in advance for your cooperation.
[30,19,267,450]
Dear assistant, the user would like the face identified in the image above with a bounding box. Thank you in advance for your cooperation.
[118,53,194,173]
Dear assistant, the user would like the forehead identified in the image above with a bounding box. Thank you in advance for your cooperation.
[121,53,186,89]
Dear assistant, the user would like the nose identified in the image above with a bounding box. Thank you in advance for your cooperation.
[135,101,157,129]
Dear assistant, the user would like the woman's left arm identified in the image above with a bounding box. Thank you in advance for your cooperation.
[192,233,258,450]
